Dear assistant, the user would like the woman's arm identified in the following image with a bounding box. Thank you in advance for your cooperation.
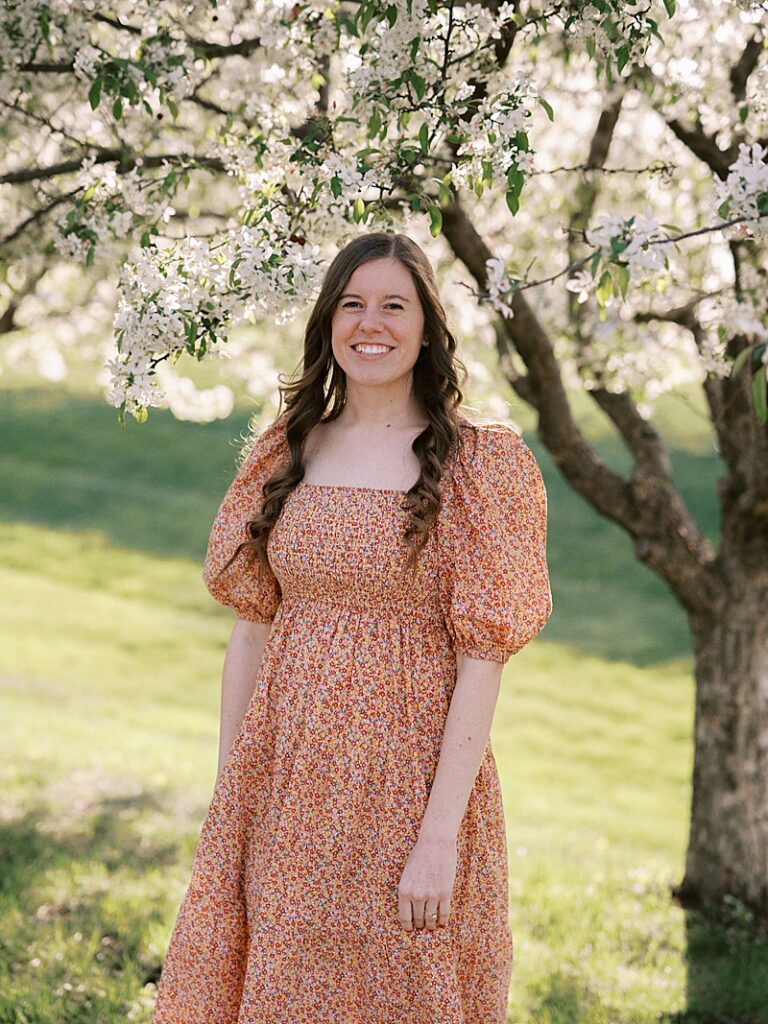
[418,652,503,842]
[397,654,503,929]
[215,617,273,783]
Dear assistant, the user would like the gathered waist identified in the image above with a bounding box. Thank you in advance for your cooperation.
[276,592,445,624]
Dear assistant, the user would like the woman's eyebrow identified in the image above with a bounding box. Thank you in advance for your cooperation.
[339,292,411,302]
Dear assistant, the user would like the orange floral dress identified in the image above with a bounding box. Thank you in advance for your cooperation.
[152,415,552,1024]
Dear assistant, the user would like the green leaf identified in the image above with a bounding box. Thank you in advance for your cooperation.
[419,122,429,153]
[752,367,767,422]
[616,46,629,73]
[730,344,755,378]
[539,96,555,122]
[662,0,676,15]
[507,166,524,192]
[330,176,342,199]
[616,263,630,299]
[506,190,519,216]
[739,104,749,124]
[596,270,613,305]
[428,205,442,237]
[410,72,426,102]
[167,98,178,120]
[590,250,602,277]
[140,230,152,248]
[112,97,123,119]
[353,196,365,222]
[88,79,102,109]
[757,191,768,214]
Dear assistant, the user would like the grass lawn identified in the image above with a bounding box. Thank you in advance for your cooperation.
[1,383,766,1023]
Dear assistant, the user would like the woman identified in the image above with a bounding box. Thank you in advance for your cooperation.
[152,231,552,1024]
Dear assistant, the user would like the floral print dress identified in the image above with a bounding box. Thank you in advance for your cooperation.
[152,415,552,1024]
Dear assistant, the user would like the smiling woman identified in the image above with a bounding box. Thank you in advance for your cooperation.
[332,258,426,373]
[151,231,553,1024]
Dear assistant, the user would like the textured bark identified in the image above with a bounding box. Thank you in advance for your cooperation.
[679,577,768,917]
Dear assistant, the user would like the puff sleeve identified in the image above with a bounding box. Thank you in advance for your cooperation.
[438,423,553,663]
[201,416,288,623]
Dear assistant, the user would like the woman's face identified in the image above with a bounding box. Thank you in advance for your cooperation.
[330,256,426,391]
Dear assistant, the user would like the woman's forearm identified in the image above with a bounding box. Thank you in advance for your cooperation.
[418,653,504,843]
[216,618,273,781]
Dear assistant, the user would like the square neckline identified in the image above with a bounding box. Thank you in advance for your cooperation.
[298,480,409,495]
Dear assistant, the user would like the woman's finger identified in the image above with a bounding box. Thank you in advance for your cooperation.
[424,900,440,930]
[411,898,426,929]
[398,896,414,931]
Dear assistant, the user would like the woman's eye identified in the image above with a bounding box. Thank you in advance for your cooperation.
[340,301,403,310]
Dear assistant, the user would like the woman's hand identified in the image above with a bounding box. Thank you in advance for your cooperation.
[397,834,458,931]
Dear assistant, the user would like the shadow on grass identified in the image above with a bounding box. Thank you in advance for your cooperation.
[527,969,617,1023]
[0,783,195,999]
[676,898,768,1024]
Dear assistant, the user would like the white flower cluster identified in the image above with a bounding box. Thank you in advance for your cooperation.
[452,74,537,190]
[696,332,732,379]
[565,2,654,70]
[71,31,203,109]
[707,295,768,382]
[347,0,443,106]
[0,0,89,77]
[714,141,768,242]
[52,156,176,264]
[484,257,517,319]
[565,269,597,304]
[561,206,678,312]
[259,0,339,60]
[108,230,324,416]
[138,34,203,103]
[585,205,670,281]
[577,314,700,414]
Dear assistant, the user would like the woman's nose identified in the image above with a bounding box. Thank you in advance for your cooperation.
[359,307,383,332]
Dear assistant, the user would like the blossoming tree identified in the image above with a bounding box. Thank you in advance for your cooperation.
[2,0,768,923]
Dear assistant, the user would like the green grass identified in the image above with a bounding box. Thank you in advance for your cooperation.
[1,382,766,1023]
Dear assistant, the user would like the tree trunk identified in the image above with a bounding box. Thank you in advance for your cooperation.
[676,577,768,922]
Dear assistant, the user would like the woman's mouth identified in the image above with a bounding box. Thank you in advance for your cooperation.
[352,344,394,359]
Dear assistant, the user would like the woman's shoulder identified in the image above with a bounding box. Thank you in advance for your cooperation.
[238,411,290,469]
[450,417,526,470]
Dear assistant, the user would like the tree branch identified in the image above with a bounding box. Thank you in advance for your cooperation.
[1,149,225,185]
[442,197,720,614]
[729,32,764,103]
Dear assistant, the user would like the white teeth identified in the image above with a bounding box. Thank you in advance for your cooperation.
[354,345,391,354]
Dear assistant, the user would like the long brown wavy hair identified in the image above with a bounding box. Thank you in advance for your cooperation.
[219,231,478,583]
